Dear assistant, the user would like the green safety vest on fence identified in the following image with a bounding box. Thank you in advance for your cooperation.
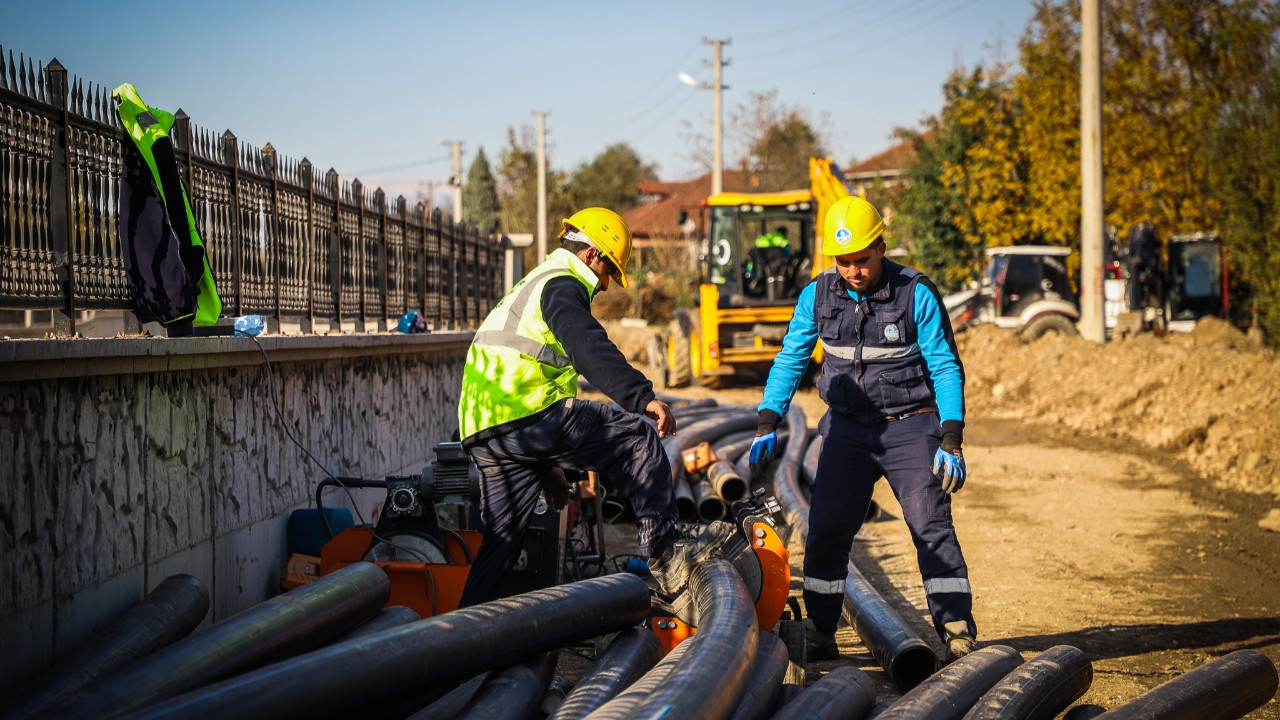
[114,83,221,328]
[458,249,599,441]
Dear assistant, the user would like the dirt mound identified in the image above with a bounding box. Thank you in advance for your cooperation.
[958,320,1280,498]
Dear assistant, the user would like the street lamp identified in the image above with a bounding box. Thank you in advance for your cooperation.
[679,38,729,196]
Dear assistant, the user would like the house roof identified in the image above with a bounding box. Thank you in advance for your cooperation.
[624,170,751,238]
[846,134,927,176]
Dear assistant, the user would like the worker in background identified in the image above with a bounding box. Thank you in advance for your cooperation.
[456,207,729,608]
[745,226,793,299]
[749,196,976,662]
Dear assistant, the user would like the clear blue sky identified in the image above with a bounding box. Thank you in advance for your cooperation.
[2,0,1037,207]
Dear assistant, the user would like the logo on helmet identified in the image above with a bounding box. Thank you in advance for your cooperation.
[835,226,852,245]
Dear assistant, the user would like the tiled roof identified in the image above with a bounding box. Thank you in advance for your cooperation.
[624,170,751,238]
[846,133,929,175]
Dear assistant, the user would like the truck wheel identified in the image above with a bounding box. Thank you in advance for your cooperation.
[667,309,698,387]
[1021,313,1078,342]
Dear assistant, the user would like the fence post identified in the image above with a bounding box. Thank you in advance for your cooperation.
[263,142,282,333]
[432,209,443,330]
[398,195,408,319]
[222,130,243,317]
[375,187,387,331]
[300,158,314,334]
[328,169,341,331]
[46,59,75,336]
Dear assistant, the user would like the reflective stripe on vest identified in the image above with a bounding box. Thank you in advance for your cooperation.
[819,339,920,361]
[470,259,573,368]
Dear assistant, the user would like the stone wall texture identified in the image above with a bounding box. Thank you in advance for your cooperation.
[0,338,467,693]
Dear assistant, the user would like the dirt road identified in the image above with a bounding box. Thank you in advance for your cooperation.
[647,380,1280,716]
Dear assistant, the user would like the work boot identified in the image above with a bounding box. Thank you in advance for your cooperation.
[645,521,737,597]
[943,621,977,663]
[803,619,840,661]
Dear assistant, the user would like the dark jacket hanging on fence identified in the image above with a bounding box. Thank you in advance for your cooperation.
[113,83,221,335]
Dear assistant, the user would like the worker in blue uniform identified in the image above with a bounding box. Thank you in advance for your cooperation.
[749,195,976,662]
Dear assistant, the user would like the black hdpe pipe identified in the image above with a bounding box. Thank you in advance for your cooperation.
[332,605,421,643]
[770,665,877,720]
[550,628,662,720]
[585,639,694,718]
[617,558,759,720]
[842,561,940,691]
[124,574,652,720]
[962,645,1092,720]
[405,673,487,720]
[1093,649,1278,720]
[456,650,559,720]
[768,406,810,538]
[4,574,210,720]
[876,645,1025,720]
[725,631,789,720]
[706,460,748,504]
[50,562,388,720]
[692,476,727,521]
[663,413,759,521]
[802,435,880,523]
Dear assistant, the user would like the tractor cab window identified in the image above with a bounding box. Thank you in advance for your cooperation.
[1168,240,1223,321]
[708,206,739,293]
[706,203,812,304]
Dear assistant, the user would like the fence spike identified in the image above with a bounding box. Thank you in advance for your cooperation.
[6,49,15,91]
[37,60,46,102]
[28,56,39,100]
[0,46,7,90]
[17,53,26,96]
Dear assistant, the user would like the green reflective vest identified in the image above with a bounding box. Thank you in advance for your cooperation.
[113,83,222,327]
[458,249,599,441]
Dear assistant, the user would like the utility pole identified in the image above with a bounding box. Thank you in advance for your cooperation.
[534,111,549,259]
[1079,0,1105,342]
[704,37,731,197]
[439,138,464,219]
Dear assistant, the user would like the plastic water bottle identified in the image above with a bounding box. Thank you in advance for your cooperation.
[234,314,265,337]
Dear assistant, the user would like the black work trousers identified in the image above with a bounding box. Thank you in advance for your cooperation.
[457,398,677,607]
[803,410,975,641]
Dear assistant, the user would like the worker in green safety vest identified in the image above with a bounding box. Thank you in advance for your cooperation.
[456,207,731,608]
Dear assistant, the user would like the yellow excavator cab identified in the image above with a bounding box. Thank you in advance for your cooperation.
[661,158,850,388]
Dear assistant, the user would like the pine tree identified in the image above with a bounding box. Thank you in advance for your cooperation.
[462,148,500,233]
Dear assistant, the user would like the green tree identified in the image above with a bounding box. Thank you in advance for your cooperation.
[682,89,829,190]
[568,143,657,212]
[462,147,499,233]
[496,125,572,244]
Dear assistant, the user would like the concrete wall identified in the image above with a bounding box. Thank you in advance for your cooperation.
[0,332,471,693]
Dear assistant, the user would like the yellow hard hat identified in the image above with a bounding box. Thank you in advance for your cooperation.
[561,207,633,287]
[822,196,885,257]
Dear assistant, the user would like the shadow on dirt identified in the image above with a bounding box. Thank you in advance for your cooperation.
[992,616,1280,659]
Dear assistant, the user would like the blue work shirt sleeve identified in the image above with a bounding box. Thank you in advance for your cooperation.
[913,280,966,427]
[758,282,819,418]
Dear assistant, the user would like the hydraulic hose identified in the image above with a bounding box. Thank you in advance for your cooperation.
[842,562,940,691]
[550,628,662,720]
[456,651,559,720]
[725,631,789,720]
[50,562,389,719]
[961,645,1092,720]
[875,645,1025,720]
[618,558,759,720]
[1092,649,1277,720]
[4,574,209,720]
[769,665,877,720]
[124,574,651,720]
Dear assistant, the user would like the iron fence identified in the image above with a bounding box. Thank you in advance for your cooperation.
[0,46,503,336]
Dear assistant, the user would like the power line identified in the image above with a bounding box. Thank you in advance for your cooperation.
[732,1,874,41]
[348,154,452,177]
[567,41,702,126]
[738,0,986,85]
[733,0,932,63]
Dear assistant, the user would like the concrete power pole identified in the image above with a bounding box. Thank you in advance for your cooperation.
[1079,0,1106,342]
[704,37,731,197]
[534,111,549,260]
[438,139,464,219]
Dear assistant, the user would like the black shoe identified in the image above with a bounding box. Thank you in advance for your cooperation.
[803,619,840,661]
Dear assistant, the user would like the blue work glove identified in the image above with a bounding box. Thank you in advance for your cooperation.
[933,432,967,493]
[749,412,779,477]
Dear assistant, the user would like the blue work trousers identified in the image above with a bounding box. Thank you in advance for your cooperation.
[803,410,975,641]
[458,398,677,607]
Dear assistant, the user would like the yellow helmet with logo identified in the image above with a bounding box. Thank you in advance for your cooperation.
[560,207,633,287]
[822,196,885,257]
